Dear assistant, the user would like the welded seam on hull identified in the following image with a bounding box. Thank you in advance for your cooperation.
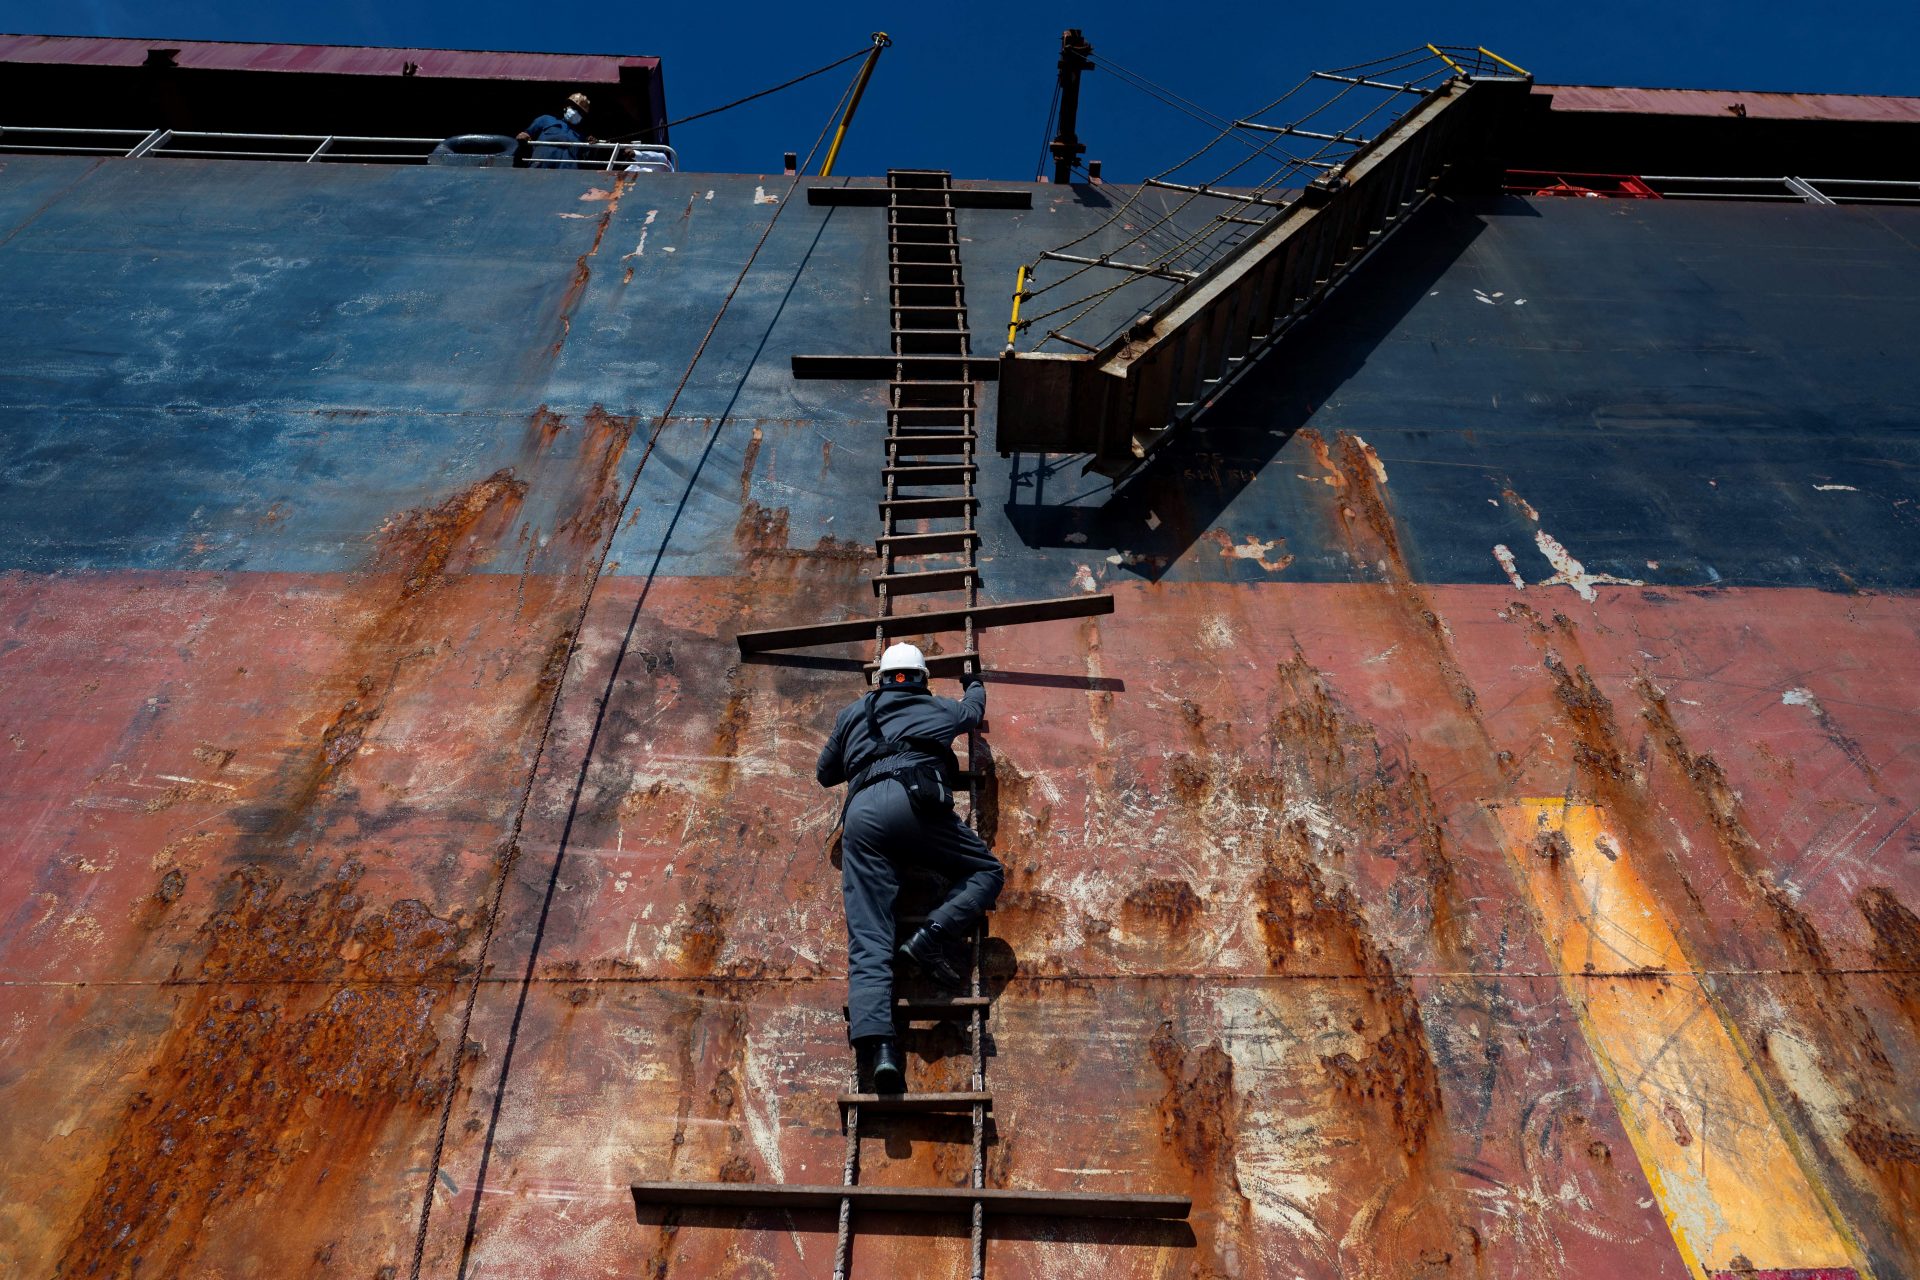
[8,964,1916,991]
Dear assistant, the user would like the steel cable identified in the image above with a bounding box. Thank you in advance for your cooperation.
[1033,80,1062,181]
[408,61,862,1280]
[608,44,871,141]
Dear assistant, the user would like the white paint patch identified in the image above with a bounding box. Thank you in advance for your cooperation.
[1212,532,1293,572]
[739,1032,786,1183]
[704,189,715,200]
[1814,484,1858,492]
[1210,987,1334,1243]
[1198,616,1236,650]
[1782,687,1822,711]
[753,186,779,205]
[624,230,647,259]
[1531,529,1645,602]
[1071,564,1098,593]
[1770,1028,1852,1160]
[1145,510,1162,530]
[1063,531,1088,544]
[1493,544,1526,589]
[155,774,236,792]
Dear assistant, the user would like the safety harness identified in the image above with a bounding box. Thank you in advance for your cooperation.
[843,690,957,818]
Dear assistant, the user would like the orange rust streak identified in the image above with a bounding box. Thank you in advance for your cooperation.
[55,863,469,1277]
[15,407,648,1273]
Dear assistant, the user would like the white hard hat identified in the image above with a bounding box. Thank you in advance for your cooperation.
[877,642,927,676]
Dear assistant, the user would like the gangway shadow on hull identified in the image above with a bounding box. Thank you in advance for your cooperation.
[1000,196,1490,583]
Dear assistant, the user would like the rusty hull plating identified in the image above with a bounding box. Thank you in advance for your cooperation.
[0,144,1917,1280]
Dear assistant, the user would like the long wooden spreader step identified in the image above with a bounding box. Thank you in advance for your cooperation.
[736,593,1113,654]
[632,1183,1191,1220]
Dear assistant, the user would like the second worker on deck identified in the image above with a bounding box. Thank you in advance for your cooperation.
[816,642,1004,1094]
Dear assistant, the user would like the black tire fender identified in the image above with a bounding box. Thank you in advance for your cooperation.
[427,134,521,167]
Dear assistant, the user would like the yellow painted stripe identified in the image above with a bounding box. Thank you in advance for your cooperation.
[1492,799,1858,1276]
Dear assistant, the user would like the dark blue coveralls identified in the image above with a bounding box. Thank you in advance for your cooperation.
[521,114,586,169]
[816,680,1004,1043]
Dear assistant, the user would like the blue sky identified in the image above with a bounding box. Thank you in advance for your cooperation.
[8,0,1915,179]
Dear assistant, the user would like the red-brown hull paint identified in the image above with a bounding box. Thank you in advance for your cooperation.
[5,567,1914,1277]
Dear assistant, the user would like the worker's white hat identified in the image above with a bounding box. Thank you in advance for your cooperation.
[877,642,927,676]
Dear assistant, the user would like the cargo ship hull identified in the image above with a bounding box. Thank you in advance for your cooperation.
[1,155,1916,1278]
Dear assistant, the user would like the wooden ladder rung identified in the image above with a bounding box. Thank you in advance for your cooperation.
[838,995,990,1020]
[876,530,979,556]
[882,463,976,482]
[894,995,991,1016]
[837,1091,992,1112]
[861,652,981,681]
[872,566,978,596]
[886,436,975,456]
[880,495,978,519]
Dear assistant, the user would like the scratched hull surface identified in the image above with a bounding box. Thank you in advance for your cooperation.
[0,157,1916,1279]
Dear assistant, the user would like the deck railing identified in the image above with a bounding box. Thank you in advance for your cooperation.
[0,126,677,171]
[1504,169,1920,205]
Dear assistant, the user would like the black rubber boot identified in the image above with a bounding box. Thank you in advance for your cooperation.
[897,924,968,991]
[855,1036,905,1094]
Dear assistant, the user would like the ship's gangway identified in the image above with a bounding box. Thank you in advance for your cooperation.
[997,49,1532,475]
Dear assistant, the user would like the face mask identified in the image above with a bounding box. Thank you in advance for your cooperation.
[562,107,582,125]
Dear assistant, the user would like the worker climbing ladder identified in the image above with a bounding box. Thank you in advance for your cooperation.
[835,168,996,1279]
[633,168,1186,1271]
